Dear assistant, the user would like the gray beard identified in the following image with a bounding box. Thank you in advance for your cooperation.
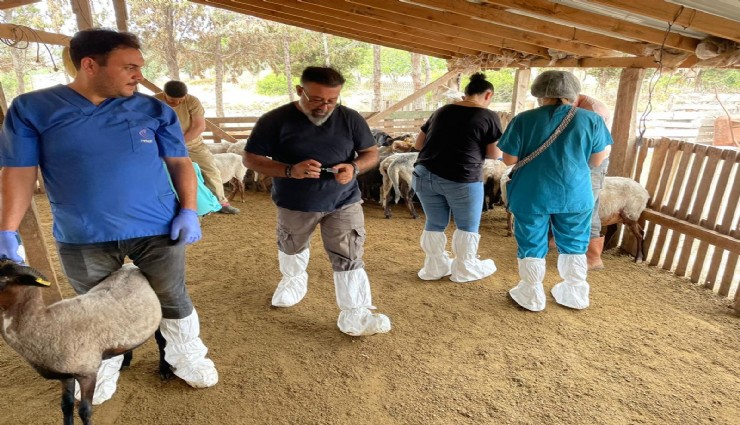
[303,108,334,126]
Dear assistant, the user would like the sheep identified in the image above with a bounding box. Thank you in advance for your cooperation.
[371,129,392,147]
[380,152,419,219]
[357,145,394,202]
[0,261,165,425]
[500,175,650,262]
[204,143,229,154]
[213,152,248,202]
[482,159,509,211]
[225,140,247,154]
[599,176,650,262]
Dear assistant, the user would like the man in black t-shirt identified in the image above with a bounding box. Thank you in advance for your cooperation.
[244,67,391,337]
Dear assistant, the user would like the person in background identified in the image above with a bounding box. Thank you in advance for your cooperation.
[574,93,612,269]
[412,72,503,283]
[244,66,391,336]
[498,70,612,312]
[0,28,218,404]
[155,81,240,214]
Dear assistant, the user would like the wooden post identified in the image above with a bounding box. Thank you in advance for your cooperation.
[112,0,129,32]
[511,68,531,115]
[70,0,94,30]
[609,68,646,178]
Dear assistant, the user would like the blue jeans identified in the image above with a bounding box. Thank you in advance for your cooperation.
[514,210,592,259]
[56,235,193,319]
[411,164,484,233]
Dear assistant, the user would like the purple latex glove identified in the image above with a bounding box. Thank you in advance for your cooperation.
[0,231,23,263]
[169,209,201,246]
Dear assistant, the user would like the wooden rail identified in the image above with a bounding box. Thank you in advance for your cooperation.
[624,137,739,311]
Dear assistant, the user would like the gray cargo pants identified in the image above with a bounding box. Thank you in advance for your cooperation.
[277,202,366,271]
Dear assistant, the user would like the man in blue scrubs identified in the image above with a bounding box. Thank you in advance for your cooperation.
[0,29,218,403]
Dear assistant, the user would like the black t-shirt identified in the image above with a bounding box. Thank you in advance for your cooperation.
[246,103,375,212]
[416,104,502,183]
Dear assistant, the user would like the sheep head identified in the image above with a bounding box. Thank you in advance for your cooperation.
[0,261,51,309]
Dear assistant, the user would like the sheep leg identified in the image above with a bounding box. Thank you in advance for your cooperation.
[61,378,75,425]
[621,214,645,263]
[603,223,618,248]
[76,374,95,425]
[226,178,238,202]
[506,209,513,237]
[121,351,133,369]
[237,178,246,202]
[154,329,174,380]
[406,187,418,219]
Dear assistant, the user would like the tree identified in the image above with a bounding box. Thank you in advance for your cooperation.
[372,45,381,111]
[128,0,207,81]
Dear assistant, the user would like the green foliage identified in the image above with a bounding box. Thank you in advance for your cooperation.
[256,73,299,96]
[459,70,515,103]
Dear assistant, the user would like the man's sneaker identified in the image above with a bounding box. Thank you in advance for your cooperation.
[219,204,240,214]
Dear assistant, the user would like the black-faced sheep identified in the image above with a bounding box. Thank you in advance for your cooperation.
[371,129,392,147]
[380,152,419,219]
[0,262,165,425]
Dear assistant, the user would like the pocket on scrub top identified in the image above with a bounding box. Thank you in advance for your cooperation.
[128,120,158,152]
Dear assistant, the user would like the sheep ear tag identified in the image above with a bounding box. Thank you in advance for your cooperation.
[34,277,51,287]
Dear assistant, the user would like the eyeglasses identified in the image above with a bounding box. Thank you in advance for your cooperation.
[300,87,340,107]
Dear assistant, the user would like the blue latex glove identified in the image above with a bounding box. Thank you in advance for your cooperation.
[169,209,201,246]
[0,231,23,263]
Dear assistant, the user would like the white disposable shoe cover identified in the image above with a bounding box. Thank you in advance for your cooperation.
[160,310,219,388]
[74,355,124,405]
[334,269,391,336]
[551,254,590,309]
[509,257,547,312]
[450,230,496,283]
[418,230,452,280]
[272,249,310,307]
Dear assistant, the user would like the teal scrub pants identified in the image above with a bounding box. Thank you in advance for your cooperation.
[514,210,592,259]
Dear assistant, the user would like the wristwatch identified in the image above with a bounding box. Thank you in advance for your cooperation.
[285,164,293,178]
[351,161,360,177]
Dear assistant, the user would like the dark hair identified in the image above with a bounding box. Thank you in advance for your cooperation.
[300,67,345,87]
[164,81,188,98]
[69,28,141,70]
[464,72,493,96]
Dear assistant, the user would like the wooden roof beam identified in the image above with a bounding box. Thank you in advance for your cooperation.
[520,54,693,69]
[481,0,700,52]
[227,0,478,55]
[0,24,71,46]
[195,0,455,58]
[299,0,549,57]
[254,0,506,56]
[344,0,615,58]
[587,0,740,43]
[409,0,652,57]
[0,0,40,9]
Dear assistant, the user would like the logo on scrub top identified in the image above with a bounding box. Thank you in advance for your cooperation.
[139,128,154,144]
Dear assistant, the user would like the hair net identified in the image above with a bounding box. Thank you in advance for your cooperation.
[530,71,581,102]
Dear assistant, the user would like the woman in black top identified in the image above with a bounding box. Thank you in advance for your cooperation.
[412,73,503,283]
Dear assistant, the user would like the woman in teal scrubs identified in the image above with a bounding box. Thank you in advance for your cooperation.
[497,71,611,311]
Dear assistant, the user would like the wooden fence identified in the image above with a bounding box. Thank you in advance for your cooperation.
[625,137,739,308]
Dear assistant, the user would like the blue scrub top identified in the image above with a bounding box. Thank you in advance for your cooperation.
[497,105,612,214]
[0,85,189,243]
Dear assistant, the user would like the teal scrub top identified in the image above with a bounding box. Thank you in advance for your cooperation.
[497,105,612,214]
[0,85,189,243]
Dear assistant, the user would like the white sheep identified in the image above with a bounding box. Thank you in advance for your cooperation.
[598,176,650,262]
[213,152,248,202]
[225,140,247,154]
[482,158,509,211]
[0,262,163,425]
[380,152,419,219]
[204,143,229,154]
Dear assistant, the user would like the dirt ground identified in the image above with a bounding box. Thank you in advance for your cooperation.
[1,191,738,425]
